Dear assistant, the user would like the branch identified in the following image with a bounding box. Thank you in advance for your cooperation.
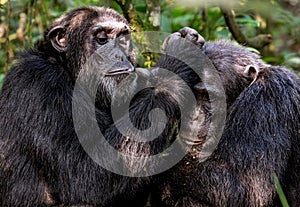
[221,8,272,50]
[5,0,11,74]
[146,0,160,31]
[115,0,144,32]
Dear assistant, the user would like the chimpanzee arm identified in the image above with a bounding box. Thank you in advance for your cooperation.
[101,31,207,176]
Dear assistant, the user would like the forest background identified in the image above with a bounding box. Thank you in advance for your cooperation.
[0,0,299,88]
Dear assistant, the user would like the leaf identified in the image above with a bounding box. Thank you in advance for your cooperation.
[272,173,290,207]
[0,73,5,89]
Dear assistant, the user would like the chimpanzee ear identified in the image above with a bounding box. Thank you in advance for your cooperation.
[244,65,259,82]
[48,26,67,52]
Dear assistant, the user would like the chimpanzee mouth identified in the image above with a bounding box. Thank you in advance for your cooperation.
[105,69,134,76]
[180,131,206,146]
[181,137,206,146]
[104,66,135,76]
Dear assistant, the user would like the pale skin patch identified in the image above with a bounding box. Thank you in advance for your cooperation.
[92,21,130,38]
[44,186,56,205]
[244,64,260,85]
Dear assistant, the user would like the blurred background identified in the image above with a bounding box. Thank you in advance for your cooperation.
[0,0,299,87]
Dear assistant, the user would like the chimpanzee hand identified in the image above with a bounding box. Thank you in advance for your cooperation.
[162,27,205,51]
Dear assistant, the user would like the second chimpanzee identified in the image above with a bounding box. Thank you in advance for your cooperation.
[153,40,300,207]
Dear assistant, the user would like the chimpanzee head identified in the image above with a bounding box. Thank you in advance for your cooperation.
[203,40,266,108]
[179,40,266,154]
[38,7,137,106]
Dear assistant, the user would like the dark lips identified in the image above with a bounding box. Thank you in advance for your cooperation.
[105,65,135,76]
[180,130,206,146]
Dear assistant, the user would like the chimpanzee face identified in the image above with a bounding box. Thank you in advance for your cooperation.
[47,7,135,78]
[45,7,138,106]
[88,21,134,76]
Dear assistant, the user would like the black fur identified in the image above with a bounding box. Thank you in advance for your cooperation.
[154,41,300,207]
[204,40,267,109]
[0,7,202,206]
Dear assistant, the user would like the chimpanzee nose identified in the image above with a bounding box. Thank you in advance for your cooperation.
[115,54,124,62]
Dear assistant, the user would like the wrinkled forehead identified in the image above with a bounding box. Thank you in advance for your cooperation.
[93,9,129,30]
[92,21,129,32]
[53,7,128,30]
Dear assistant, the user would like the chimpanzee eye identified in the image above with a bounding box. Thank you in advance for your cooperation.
[96,31,108,45]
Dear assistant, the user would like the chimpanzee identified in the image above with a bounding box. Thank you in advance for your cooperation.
[153,40,300,207]
[0,6,207,206]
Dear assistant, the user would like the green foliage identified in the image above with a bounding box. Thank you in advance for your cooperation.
[272,173,290,207]
[235,14,260,38]
[0,73,4,89]
[204,7,230,39]
[0,0,299,74]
